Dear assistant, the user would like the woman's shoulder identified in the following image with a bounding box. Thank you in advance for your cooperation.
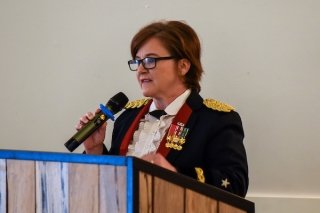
[199,98,242,123]
[115,98,150,124]
[115,98,150,120]
[189,91,236,113]
[202,98,235,113]
[199,98,243,127]
[124,98,151,109]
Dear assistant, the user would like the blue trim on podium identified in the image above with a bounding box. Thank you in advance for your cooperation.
[127,157,133,213]
[0,149,128,165]
[1,149,137,212]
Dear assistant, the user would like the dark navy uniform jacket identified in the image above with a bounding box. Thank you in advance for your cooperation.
[104,90,248,197]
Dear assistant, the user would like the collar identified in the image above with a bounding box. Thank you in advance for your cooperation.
[149,89,191,116]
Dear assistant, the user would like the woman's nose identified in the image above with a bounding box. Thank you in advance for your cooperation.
[137,63,147,73]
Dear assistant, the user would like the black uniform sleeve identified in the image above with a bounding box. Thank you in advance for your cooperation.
[176,111,249,197]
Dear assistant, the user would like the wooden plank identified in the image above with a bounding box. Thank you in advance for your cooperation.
[219,202,247,213]
[153,177,184,213]
[139,171,153,213]
[35,161,68,213]
[69,163,99,213]
[185,188,218,213]
[99,165,127,213]
[0,160,6,213]
[7,159,35,213]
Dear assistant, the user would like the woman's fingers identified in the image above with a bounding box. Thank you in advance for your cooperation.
[76,111,95,130]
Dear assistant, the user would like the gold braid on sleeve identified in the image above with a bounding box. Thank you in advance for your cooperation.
[195,167,205,183]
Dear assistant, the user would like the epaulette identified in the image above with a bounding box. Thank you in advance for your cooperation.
[203,99,235,112]
[125,98,150,109]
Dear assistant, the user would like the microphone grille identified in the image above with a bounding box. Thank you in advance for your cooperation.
[106,92,129,114]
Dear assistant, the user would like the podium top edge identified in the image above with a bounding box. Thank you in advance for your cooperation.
[0,149,130,166]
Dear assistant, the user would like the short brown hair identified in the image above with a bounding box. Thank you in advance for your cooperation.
[130,20,203,92]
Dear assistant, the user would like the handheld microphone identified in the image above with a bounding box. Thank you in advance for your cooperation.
[64,92,129,152]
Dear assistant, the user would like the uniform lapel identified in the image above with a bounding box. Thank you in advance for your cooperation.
[158,91,204,161]
[119,100,152,155]
[157,103,192,157]
[118,91,203,160]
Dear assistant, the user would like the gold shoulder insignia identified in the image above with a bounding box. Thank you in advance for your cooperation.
[203,99,235,112]
[125,98,150,109]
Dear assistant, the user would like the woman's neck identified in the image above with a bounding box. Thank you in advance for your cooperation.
[152,88,188,110]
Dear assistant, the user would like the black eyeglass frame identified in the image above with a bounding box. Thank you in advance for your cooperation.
[127,56,177,71]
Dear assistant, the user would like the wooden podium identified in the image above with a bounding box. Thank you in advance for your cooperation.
[0,149,254,213]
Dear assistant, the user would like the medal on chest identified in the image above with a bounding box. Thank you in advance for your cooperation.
[165,122,189,151]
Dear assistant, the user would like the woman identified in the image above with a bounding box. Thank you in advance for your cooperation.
[77,20,249,197]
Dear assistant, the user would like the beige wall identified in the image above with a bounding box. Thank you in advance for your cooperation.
[1,1,319,212]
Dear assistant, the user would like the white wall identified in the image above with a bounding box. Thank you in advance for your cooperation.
[1,1,319,212]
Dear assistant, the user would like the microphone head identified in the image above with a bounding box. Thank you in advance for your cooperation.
[106,92,129,114]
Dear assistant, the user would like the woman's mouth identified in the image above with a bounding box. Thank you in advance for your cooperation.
[141,79,152,84]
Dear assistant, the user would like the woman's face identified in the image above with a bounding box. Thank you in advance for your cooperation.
[135,37,187,100]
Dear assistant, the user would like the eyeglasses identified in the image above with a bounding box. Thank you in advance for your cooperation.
[128,56,177,71]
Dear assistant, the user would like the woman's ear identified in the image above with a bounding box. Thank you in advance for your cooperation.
[178,59,191,76]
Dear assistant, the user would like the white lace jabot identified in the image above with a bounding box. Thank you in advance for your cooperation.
[126,89,191,157]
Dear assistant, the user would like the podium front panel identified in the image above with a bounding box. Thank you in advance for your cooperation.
[0,150,130,213]
[0,149,254,213]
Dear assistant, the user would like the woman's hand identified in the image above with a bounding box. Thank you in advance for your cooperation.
[75,109,107,154]
[142,152,177,172]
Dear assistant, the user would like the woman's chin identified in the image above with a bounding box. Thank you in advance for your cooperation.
[141,91,151,97]
[141,89,154,98]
